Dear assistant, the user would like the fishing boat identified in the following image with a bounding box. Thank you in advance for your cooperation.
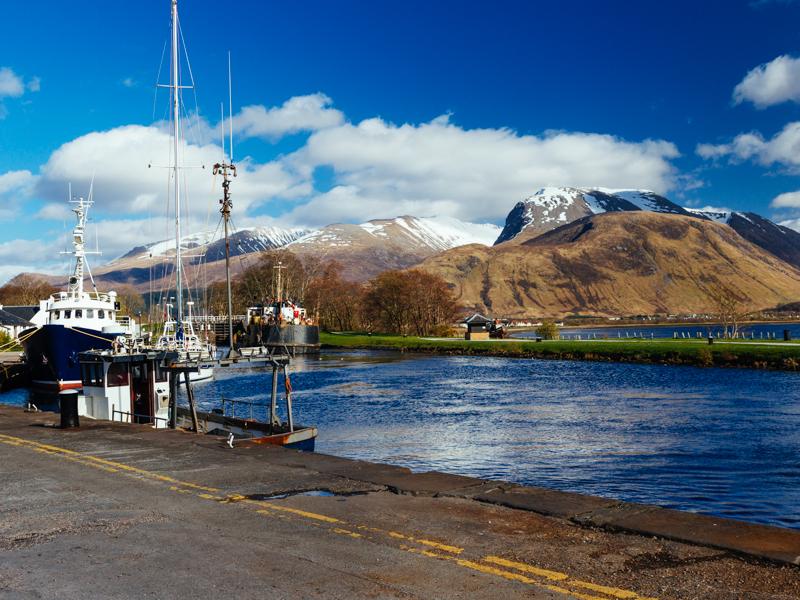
[20,195,138,393]
[151,0,215,378]
[239,263,321,353]
[76,346,317,451]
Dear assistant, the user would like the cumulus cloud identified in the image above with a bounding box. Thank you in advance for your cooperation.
[771,190,800,207]
[733,55,800,108]
[37,124,307,219]
[696,122,800,170]
[232,93,344,140]
[285,115,680,225]
[0,170,36,221]
[0,67,25,98]
[0,67,40,119]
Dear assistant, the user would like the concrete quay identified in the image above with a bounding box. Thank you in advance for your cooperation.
[1,405,799,599]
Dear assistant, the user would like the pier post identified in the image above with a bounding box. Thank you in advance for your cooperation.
[168,372,177,429]
[283,365,294,433]
[270,364,280,429]
[184,372,200,434]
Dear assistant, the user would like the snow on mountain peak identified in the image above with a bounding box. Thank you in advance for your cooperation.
[495,187,692,245]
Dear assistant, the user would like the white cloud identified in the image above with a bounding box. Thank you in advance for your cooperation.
[37,124,306,219]
[285,115,680,225]
[34,202,73,221]
[121,77,136,88]
[734,55,800,108]
[0,67,25,98]
[0,170,36,221]
[232,93,344,140]
[771,190,800,208]
[778,218,800,232]
[0,67,40,119]
[697,122,800,170]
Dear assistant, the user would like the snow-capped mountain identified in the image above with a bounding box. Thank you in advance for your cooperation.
[97,215,501,288]
[117,226,312,262]
[286,216,501,280]
[290,216,500,252]
[494,187,693,244]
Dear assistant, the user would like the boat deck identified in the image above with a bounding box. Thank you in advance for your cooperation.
[1,405,798,599]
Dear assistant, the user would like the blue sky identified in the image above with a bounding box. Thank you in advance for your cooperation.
[2,0,800,279]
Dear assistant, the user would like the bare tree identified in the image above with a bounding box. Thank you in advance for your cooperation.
[707,283,749,338]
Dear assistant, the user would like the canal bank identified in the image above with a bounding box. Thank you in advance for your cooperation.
[321,332,800,370]
[1,404,798,599]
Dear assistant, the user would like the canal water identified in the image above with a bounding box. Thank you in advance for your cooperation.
[3,349,799,529]
[514,321,800,340]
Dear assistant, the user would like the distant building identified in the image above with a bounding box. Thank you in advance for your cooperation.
[463,313,492,341]
[0,306,34,338]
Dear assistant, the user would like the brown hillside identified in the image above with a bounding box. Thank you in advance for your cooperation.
[417,211,800,318]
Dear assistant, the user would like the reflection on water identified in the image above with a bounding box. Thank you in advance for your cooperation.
[3,349,799,529]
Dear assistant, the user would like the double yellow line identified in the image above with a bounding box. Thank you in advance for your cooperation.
[0,432,657,600]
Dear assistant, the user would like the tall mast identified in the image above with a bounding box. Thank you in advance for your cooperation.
[64,197,92,299]
[171,0,184,341]
[214,53,237,357]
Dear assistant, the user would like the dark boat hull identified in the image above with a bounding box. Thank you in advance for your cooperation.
[20,325,119,393]
[177,407,317,451]
[241,323,320,354]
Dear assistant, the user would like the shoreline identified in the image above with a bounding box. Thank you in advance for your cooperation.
[320,332,800,371]
[510,319,800,332]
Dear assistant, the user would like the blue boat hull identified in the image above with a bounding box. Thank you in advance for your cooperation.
[20,325,119,392]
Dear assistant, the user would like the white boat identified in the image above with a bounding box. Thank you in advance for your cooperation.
[20,195,138,393]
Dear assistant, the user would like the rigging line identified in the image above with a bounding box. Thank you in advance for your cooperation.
[152,38,168,121]
[178,15,202,143]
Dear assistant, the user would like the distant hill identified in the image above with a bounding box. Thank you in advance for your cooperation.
[686,208,800,270]
[418,211,800,318]
[20,215,501,293]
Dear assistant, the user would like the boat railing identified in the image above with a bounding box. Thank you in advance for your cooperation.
[112,407,168,428]
[220,396,267,420]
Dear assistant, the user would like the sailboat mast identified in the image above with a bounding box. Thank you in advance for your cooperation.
[171,0,184,339]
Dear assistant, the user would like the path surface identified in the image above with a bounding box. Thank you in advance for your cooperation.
[1,406,799,599]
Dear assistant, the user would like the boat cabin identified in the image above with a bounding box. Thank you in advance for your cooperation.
[463,313,492,340]
[78,351,170,427]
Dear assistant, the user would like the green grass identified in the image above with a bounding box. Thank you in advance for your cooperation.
[320,332,800,371]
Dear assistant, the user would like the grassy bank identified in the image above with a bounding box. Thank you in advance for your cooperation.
[320,332,800,371]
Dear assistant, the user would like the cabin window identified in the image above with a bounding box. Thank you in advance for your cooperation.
[64,310,71,319]
[98,309,105,319]
[154,363,168,383]
[52,311,59,321]
[75,309,82,318]
[86,309,94,318]
[107,363,129,387]
[81,363,103,387]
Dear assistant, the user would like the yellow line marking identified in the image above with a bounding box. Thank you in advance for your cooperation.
[484,555,659,600]
[484,555,568,581]
[569,581,641,599]
[388,530,463,554]
[333,527,363,539]
[0,433,219,492]
[2,432,657,600]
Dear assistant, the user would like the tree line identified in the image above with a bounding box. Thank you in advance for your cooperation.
[207,251,461,336]
[0,253,463,336]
